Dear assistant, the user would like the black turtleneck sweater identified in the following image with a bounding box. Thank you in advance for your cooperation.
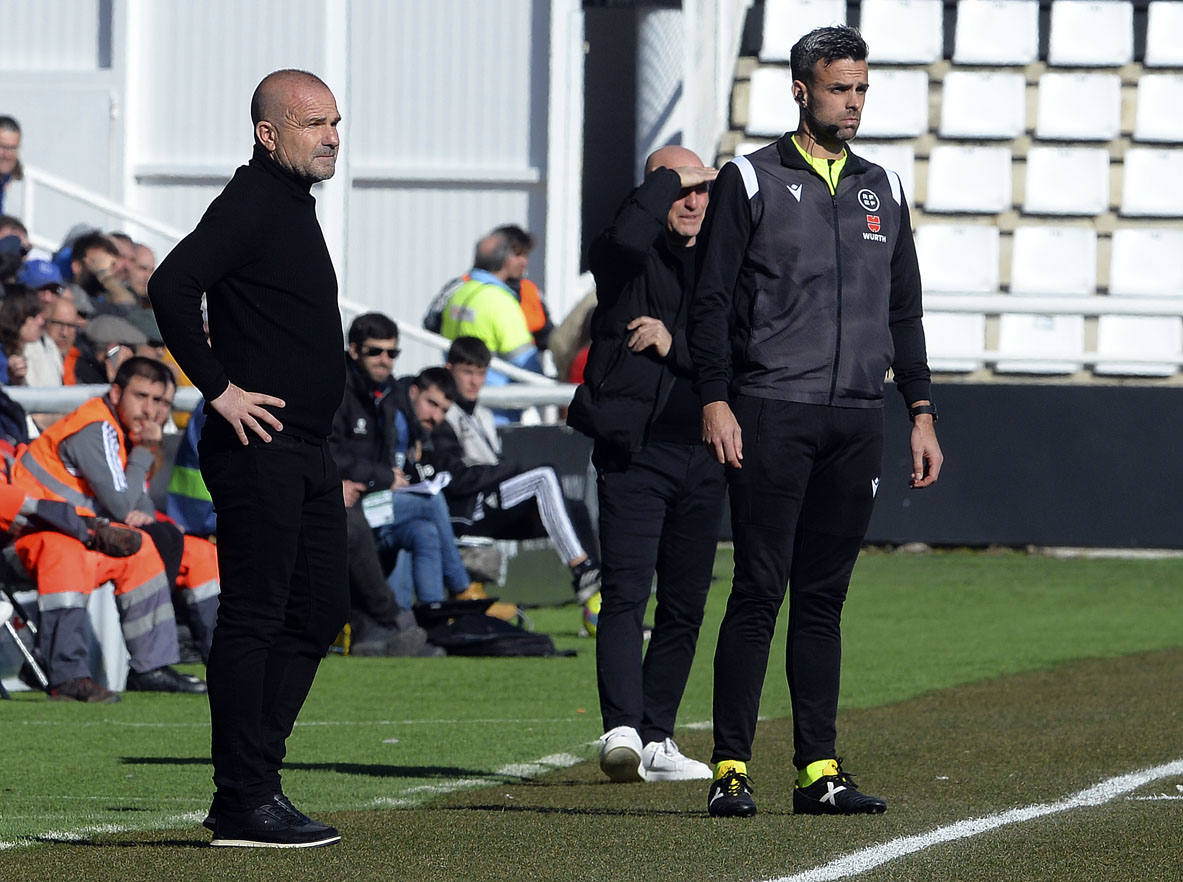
[149,145,344,447]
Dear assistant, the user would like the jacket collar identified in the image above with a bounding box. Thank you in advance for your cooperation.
[774,132,868,180]
[248,144,316,201]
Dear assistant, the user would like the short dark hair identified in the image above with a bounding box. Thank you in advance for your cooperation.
[446,336,492,369]
[348,311,399,347]
[790,26,868,85]
[493,224,534,255]
[112,355,172,390]
[0,215,27,237]
[413,366,457,402]
[71,232,119,262]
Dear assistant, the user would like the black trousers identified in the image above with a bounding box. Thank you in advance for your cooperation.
[595,439,725,745]
[200,433,349,811]
[712,397,883,769]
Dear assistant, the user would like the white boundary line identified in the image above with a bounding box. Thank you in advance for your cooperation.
[766,759,1183,882]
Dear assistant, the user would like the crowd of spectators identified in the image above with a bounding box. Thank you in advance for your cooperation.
[1,114,594,688]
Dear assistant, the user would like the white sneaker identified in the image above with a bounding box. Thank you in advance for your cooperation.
[640,738,712,782]
[599,725,643,782]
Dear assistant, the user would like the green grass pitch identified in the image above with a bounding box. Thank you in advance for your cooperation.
[1,547,1180,881]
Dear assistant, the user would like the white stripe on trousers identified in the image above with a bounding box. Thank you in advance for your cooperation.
[497,466,585,565]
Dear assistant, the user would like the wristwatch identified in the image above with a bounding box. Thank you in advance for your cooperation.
[908,403,938,422]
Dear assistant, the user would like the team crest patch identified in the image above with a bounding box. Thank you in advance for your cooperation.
[858,188,880,211]
[866,215,881,233]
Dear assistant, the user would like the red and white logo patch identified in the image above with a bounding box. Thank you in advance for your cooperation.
[866,215,881,233]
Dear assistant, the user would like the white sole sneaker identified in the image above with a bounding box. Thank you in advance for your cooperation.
[599,725,643,782]
[640,738,713,782]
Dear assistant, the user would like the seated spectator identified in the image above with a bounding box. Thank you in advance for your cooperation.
[8,356,218,694]
[0,214,30,260]
[0,230,27,285]
[430,336,601,602]
[64,312,146,385]
[46,297,82,366]
[128,242,155,307]
[15,259,69,387]
[0,116,20,215]
[0,285,45,385]
[67,231,137,314]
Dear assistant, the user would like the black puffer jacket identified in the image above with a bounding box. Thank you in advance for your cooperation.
[567,168,697,452]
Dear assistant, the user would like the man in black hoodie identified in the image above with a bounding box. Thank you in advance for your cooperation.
[149,69,347,848]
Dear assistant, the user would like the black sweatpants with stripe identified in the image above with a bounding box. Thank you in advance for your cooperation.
[712,396,884,770]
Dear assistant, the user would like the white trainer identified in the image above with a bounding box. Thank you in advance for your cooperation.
[599,725,643,782]
[640,738,712,782]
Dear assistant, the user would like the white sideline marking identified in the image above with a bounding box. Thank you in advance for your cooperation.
[369,752,583,809]
[766,759,1183,882]
[6,717,583,728]
[0,752,585,851]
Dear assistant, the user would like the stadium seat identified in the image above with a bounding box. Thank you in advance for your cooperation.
[952,0,1039,65]
[1145,1,1183,67]
[996,226,1096,374]
[858,0,943,64]
[939,71,1027,140]
[731,139,774,158]
[915,224,1000,294]
[855,69,929,139]
[746,68,795,138]
[1108,228,1183,297]
[923,312,987,373]
[1120,148,1183,217]
[760,0,846,62]
[915,224,997,373]
[1094,316,1182,377]
[1035,73,1122,141]
[1133,75,1183,144]
[1022,146,1110,216]
[1011,226,1098,296]
[852,142,916,204]
[1047,0,1133,67]
[924,145,1012,214]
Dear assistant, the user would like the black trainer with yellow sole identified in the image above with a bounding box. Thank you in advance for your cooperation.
[707,769,757,817]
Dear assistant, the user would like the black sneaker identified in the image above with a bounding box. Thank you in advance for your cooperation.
[707,769,757,818]
[793,762,887,815]
[126,665,207,694]
[210,794,341,848]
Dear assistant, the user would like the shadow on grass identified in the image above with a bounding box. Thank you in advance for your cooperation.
[120,756,491,779]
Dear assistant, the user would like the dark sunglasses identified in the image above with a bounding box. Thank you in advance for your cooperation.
[362,345,400,359]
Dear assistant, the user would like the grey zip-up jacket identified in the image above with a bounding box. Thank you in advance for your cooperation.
[689,135,932,409]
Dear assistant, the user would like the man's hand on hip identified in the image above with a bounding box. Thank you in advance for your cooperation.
[210,382,286,445]
[702,401,743,468]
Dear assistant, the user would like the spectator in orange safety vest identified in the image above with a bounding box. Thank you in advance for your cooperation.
[8,356,218,699]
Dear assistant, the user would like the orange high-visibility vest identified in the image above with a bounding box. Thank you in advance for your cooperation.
[10,397,125,516]
[518,278,548,336]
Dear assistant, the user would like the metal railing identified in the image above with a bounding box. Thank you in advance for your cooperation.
[17,165,186,254]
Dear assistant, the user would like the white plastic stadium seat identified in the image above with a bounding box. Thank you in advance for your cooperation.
[939,71,1027,140]
[1094,315,1182,377]
[1108,229,1183,297]
[1133,75,1183,144]
[852,142,916,204]
[732,140,775,158]
[1047,0,1133,67]
[915,224,997,372]
[996,226,1096,375]
[1121,148,1183,217]
[924,146,1012,214]
[1145,1,1183,67]
[953,0,1039,65]
[1022,147,1110,216]
[856,69,929,139]
[1035,73,1122,141]
[760,0,846,62]
[915,225,1000,294]
[858,0,943,64]
[923,313,987,372]
[1011,226,1098,296]
[746,68,796,138]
